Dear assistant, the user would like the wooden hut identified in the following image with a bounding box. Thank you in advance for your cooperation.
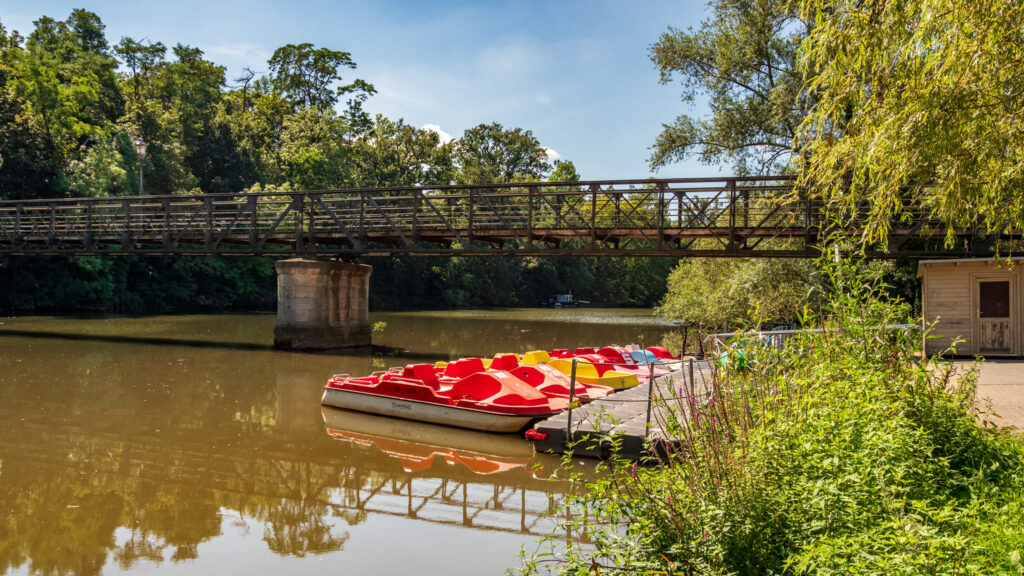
[918,258,1022,357]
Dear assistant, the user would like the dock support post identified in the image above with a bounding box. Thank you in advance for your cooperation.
[274,258,373,350]
[565,359,577,449]
[644,362,655,440]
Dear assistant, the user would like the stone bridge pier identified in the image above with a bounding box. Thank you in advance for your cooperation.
[273,259,372,350]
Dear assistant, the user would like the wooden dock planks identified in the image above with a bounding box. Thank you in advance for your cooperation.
[529,360,714,459]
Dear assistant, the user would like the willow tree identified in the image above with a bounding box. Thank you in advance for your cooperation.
[796,0,1024,246]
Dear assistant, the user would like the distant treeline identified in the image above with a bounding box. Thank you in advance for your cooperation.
[0,9,673,313]
[0,254,674,314]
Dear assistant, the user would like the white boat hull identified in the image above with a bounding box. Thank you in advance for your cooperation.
[320,387,550,433]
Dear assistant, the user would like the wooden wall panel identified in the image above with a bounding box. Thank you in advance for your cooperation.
[920,260,1024,357]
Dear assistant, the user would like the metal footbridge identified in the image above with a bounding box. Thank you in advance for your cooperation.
[0,176,1004,257]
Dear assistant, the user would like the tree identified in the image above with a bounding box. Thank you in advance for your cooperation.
[2,11,123,196]
[114,37,166,107]
[66,9,109,55]
[151,45,227,190]
[795,0,1024,247]
[350,115,455,188]
[267,43,375,129]
[276,107,351,190]
[649,0,809,174]
[454,122,551,184]
[157,45,225,149]
[0,22,63,199]
[657,258,819,329]
[548,160,580,183]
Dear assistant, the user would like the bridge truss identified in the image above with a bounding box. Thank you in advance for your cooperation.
[0,177,1002,258]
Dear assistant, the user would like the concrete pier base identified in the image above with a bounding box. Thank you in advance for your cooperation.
[274,259,372,350]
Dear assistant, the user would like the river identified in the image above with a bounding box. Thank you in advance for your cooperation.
[0,309,672,576]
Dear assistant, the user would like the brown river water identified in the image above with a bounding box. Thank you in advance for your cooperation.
[0,309,672,576]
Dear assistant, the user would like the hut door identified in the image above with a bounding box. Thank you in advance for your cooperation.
[976,279,1014,355]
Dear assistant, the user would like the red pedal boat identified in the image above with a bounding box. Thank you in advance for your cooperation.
[322,364,568,433]
[487,354,614,401]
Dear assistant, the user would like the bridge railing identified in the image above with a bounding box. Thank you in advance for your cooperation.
[0,175,958,256]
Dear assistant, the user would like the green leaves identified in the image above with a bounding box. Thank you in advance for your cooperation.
[455,122,552,185]
[526,258,1024,576]
[267,42,375,124]
[649,0,807,174]
[656,257,820,328]
[795,0,1024,248]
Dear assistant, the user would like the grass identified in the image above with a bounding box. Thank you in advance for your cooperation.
[519,260,1024,576]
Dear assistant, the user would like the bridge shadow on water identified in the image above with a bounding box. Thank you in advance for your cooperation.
[0,326,444,360]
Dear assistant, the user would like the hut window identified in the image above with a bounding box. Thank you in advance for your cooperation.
[979,281,1010,318]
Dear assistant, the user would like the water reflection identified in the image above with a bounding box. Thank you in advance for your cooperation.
[323,407,536,475]
[0,310,666,575]
[321,408,561,536]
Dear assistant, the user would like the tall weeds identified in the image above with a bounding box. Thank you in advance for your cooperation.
[520,259,1024,575]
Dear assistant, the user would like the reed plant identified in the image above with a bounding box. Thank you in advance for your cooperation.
[520,258,1024,575]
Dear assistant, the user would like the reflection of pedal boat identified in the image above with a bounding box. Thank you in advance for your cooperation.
[321,365,567,433]
[322,407,533,475]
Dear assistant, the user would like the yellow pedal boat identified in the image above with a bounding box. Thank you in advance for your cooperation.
[547,358,639,390]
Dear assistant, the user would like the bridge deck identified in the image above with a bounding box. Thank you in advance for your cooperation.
[0,177,1006,257]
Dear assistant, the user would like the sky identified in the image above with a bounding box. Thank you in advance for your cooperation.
[0,0,721,180]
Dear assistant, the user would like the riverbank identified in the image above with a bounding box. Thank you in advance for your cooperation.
[519,273,1024,575]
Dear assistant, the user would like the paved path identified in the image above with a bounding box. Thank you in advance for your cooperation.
[966,359,1024,430]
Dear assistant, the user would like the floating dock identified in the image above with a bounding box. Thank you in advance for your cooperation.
[528,359,713,459]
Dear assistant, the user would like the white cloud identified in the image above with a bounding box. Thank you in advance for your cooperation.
[422,124,454,145]
[543,147,561,160]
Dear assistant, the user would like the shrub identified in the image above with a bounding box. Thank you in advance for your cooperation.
[520,258,1024,576]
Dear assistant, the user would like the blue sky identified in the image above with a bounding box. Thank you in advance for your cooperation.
[1,1,720,180]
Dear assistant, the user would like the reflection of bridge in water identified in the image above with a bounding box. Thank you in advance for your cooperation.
[338,473,558,535]
[323,407,563,536]
[0,415,567,571]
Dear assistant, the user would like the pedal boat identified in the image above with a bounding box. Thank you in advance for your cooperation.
[488,354,614,401]
[546,357,641,390]
[322,364,567,433]
[549,347,596,359]
[439,356,614,401]
[645,346,680,361]
[595,346,673,380]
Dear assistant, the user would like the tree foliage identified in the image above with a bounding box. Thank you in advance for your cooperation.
[795,0,1024,246]
[267,42,376,129]
[657,258,819,329]
[455,122,551,184]
[649,0,809,173]
[350,115,455,188]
